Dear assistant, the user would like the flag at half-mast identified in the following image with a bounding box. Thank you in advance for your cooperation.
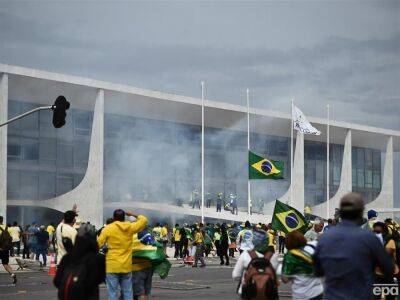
[249,151,284,180]
[292,105,321,135]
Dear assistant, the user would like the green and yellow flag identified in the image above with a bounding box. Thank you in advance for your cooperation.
[271,200,309,234]
[249,151,284,180]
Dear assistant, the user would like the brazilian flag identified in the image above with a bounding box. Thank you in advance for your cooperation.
[271,200,309,234]
[249,151,284,179]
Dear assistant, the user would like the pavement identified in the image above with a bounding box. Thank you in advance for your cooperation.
[0,251,291,300]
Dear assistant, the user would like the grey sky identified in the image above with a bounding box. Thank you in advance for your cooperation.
[0,0,399,130]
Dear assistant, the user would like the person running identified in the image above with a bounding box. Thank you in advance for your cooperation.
[0,216,17,284]
[314,193,394,299]
[281,231,323,300]
[179,226,189,259]
[28,223,39,260]
[56,210,78,265]
[8,221,21,257]
[46,222,56,252]
[160,224,168,257]
[97,210,147,300]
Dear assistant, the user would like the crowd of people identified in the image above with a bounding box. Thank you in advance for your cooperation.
[0,192,400,299]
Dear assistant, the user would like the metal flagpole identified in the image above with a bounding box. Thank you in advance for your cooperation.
[326,104,330,219]
[247,89,251,215]
[290,99,294,206]
[201,81,205,224]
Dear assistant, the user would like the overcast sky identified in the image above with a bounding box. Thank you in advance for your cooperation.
[0,0,399,130]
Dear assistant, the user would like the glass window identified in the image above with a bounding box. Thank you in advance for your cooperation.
[39,137,56,164]
[20,171,38,200]
[352,166,357,186]
[75,111,92,136]
[305,160,316,184]
[373,151,381,170]
[357,169,364,188]
[357,148,364,168]
[39,171,56,199]
[74,141,90,167]
[7,169,20,199]
[57,143,73,167]
[7,138,21,161]
[333,165,341,186]
[365,149,372,168]
[8,100,20,134]
[373,170,381,190]
[20,103,39,133]
[316,161,325,186]
[57,173,74,195]
[21,138,39,162]
[365,169,373,188]
[39,109,57,137]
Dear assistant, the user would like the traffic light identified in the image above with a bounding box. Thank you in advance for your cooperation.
[52,96,70,128]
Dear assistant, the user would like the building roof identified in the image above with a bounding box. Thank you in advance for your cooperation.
[1,63,399,150]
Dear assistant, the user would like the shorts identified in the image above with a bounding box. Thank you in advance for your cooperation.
[132,268,154,296]
[0,250,10,265]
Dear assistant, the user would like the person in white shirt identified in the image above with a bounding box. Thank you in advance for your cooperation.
[232,229,279,295]
[55,210,78,265]
[236,221,254,253]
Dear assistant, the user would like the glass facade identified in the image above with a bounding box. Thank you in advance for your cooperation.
[7,100,92,201]
[6,100,382,212]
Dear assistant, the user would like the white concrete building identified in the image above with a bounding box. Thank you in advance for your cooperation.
[0,64,399,227]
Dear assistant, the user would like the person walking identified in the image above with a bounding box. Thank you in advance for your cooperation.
[281,231,323,300]
[97,209,147,300]
[216,193,223,212]
[192,227,205,268]
[54,224,105,300]
[278,230,286,254]
[179,227,189,259]
[0,216,17,284]
[28,223,39,260]
[236,221,254,254]
[35,225,49,267]
[21,225,30,259]
[8,221,21,257]
[314,193,394,300]
[173,224,182,259]
[219,224,230,266]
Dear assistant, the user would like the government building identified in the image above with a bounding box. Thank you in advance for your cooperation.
[0,64,398,227]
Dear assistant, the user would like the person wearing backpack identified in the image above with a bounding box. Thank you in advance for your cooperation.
[281,231,323,300]
[232,229,279,299]
[54,224,105,300]
[0,216,17,284]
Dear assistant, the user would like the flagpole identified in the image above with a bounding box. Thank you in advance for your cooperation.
[290,99,294,206]
[201,81,205,224]
[326,104,330,219]
[247,88,251,215]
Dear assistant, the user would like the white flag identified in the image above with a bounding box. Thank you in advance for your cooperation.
[292,105,321,135]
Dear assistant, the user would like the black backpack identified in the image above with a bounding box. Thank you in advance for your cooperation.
[241,251,279,300]
[57,255,89,300]
[0,226,13,251]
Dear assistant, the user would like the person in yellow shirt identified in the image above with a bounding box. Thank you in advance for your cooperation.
[173,224,182,259]
[46,223,55,252]
[193,227,206,268]
[152,223,162,243]
[160,224,168,256]
[8,222,21,257]
[98,209,147,300]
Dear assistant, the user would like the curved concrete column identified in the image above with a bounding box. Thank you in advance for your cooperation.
[0,74,8,219]
[313,130,352,218]
[264,131,304,213]
[40,89,104,227]
[366,136,393,218]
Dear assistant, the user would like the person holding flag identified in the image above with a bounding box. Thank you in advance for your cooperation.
[271,200,309,235]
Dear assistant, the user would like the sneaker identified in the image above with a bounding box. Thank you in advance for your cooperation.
[225,262,230,266]
[11,274,17,285]
[200,264,206,268]
[192,265,198,268]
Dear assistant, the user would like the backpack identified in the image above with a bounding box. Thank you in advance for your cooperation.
[0,226,13,250]
[57,255,89,300]
[241,251,279,300]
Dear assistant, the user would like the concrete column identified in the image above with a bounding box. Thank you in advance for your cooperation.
[0,74,8,219]
[265,131,304,213]
[313,130,352,217]
[41,89,104,227]
[366,136,393,218]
